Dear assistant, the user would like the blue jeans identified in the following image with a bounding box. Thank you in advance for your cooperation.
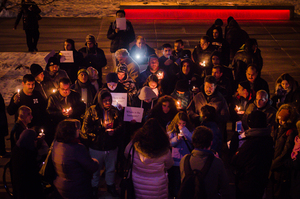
[89,147,118,187]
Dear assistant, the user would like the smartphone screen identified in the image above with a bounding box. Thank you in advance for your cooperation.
[236,121,242,133]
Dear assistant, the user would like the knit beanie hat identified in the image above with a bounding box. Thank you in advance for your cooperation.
[247,110,267,128]
[278,109,290,122]
[239,80,251,93]
[77,68,89,76]
[138,86,157,100]
[215,18,223,26]
[30,64,43,77]
[175,79,189,92]
[47,56,60,68]
[106,73,119,83]
[86,34,96,44]
[87,67,99,80]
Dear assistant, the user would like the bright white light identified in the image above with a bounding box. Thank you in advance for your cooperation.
[136,54,141,59]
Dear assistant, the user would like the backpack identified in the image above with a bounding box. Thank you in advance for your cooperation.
[177,153,214,199]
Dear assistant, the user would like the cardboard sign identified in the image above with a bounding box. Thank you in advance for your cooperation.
[44,50,56,63]
[124,107,144,123]
[116,17,126,30]
[111,92,127,107]
[60,51,74,63]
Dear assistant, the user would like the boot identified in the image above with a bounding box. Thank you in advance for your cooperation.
[107,184,119,197]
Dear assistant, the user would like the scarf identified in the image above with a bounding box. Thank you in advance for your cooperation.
[291,135,300,160]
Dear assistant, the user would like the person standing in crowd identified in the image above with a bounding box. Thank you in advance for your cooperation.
[225,18,249,61]
[0,93,8,157]
[171,79,193,111]
[187,75,229,132]
[272,73,300,109]
[192,35,215,78]
[200,105,222,154]
[246,64,269,96]
[60,39,83,84]
[81,89,122,197]
[107,10,135,68]
[117,64,137,106]
[146,95,178,129]
[13,0,41,52]
[124,118,174,199]
[172,39,192,62]
[78,34,107,83]
[231,110,273,199]
[11,129,44,199]
[269,104,298,199]
[130,36,155,68]
[102,72,127,93]
[242,90,277,130]
[210,26,230,66]
[206,18,223,42]
[115,48,140,83]
[167,112,193,198]
[179,126,232,199]
[47,78,85,144]
[71,69,97,108]
[87,66,101,92]
[52,119,99,199]
[10,105,32,149]
[175,58,202,93]
[30,63,52,100]
[7,74,46,128]
[44,55,69,89]
[138,54,165,88]
[231,38,263,83]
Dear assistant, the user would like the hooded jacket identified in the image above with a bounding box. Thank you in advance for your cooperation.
[81,89,122,151]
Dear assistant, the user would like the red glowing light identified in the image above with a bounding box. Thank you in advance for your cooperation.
[124,9,290,20]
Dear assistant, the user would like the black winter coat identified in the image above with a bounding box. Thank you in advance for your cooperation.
[14,1,41,30]
[107,20,135,53]
[231,128,273,197]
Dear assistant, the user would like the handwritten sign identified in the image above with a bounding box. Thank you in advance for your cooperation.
[60,51,74,63]
[124,107,144,123]
[111,92,127,107]
[116,17,126,30]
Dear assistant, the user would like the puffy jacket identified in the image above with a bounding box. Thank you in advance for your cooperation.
[124,142,174,199]
[52,141,99,199]
[81,89,122,151]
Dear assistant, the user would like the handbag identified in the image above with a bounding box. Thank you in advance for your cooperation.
[120,143,135,199]
[39,142,56,183]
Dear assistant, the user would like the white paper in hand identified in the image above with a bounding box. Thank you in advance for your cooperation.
[116,18,127,30]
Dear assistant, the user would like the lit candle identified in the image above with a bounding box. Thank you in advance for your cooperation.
[193,86,196,90]
[203,61,206,67]
[39,128,44,136]
[52,89,57,93]
[17,89,20,94]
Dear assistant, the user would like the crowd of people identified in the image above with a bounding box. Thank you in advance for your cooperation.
[1,8,300,199]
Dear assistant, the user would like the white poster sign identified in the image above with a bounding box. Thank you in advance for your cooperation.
[60,51,74,63]
[124,107,144,123]
[116,17,126,30]
[111,92,127,107]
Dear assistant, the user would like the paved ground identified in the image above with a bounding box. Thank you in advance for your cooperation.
[0,17,300,198]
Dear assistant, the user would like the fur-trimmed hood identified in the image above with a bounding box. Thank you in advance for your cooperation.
[276,103,298,126]
[134,142,170,160]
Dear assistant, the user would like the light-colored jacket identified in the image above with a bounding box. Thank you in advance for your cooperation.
[124,142,174,199]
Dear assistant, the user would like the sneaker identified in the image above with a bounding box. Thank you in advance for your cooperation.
[107,184,119,197]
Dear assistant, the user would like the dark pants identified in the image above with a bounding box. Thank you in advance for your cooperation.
[0,133,6,155]
[25,28,39,52]
[168,166,181,198]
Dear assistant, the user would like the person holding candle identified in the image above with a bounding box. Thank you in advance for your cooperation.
[167,111,193,198]
[81,88,122,197]
[229,80,254,132]
[171,79,193,111]
[143,74,163,98]
[7,74,46,128]
[192,35,215,78]
[47,78,85,144]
